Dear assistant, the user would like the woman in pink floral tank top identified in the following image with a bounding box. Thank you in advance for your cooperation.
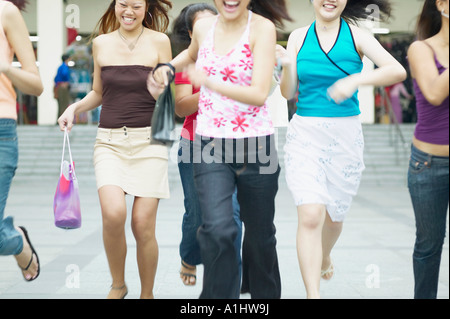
[151,0,291,299]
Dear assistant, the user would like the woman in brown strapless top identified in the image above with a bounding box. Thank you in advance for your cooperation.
[57,0,173,300]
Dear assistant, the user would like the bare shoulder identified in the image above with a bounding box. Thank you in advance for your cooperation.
[1,1,23,28]
[92,33,112,46]
[348,24,374,43]
[408,40,434,56]
[192,16,216,44]
[252,13,276,32]
[1,1,20,18]
[288,26,310,52]
[146,28,170,44]
[192,16,216,36]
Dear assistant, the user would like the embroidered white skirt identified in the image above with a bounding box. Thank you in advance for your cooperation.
[284,114,365,222]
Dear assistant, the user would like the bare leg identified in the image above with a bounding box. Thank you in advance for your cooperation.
[321,213,343,280]
[131,197,159,299]
[98,186,128,299]
[296,204,326,299]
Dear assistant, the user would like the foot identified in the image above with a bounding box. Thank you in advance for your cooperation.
[180,260,197,286]
[14,227,39,281]
[321,258,334,281]
[107,284,128,299]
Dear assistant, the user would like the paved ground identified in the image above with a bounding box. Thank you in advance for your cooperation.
[0,144,448,300]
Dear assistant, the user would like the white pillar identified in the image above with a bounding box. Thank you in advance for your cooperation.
[37,0,64,125]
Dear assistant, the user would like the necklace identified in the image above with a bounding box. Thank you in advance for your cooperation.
[118,27,144,51]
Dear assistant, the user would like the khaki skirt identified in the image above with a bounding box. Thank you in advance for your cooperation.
[93,127,170,199]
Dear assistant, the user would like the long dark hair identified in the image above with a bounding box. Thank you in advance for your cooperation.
[340,0,392,24]
[7,0,28,11]
[248,0,293,28]
[171,3,217,55]
[93,0,172,36]
[416,0,443,40]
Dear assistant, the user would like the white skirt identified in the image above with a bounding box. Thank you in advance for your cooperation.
[284,114,365,222]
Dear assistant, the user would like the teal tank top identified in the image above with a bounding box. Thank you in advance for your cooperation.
[296,19,363,117]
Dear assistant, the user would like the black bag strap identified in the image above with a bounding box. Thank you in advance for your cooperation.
[153,63,176,83]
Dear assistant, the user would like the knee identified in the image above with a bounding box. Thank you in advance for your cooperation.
[298,205,325,231]
[199,218,238,246]
[131,216,156,243]
[102,208,126,234]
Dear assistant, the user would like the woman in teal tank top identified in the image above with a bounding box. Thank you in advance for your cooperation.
[277,0,407,299]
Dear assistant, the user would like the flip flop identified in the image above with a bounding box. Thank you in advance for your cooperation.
[17,226,40,282]
[180,260,197,286]
[321,262,334,281]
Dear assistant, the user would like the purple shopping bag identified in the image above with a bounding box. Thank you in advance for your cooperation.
[53,129,81,229]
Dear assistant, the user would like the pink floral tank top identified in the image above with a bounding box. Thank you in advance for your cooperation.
[195,11,274,139]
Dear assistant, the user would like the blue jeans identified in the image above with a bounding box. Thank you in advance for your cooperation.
[178,138,242,267]
[408,144,449,299]
[193,134,281,299]
[0,119,23,256]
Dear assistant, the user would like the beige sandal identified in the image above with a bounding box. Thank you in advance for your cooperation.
[321,262,334,281]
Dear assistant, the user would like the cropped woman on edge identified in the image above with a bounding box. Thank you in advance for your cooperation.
[407,0,449,299]
[0,0,43,282]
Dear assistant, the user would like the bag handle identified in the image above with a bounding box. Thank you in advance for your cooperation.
[153,63,175,84]
[60,127,76,180]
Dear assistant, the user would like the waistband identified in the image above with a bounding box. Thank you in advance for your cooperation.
[0,119,17,126]
[411,144,449,165]
[97,126,151,134]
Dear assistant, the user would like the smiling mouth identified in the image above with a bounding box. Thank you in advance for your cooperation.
[122,16,135,24]
[224,1,240,10]
[323,3,337,10]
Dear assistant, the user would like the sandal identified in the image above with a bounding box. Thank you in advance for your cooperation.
[17,226,40,282]
[108,284,128,299]
[180,260,197,286]
[321,262,334,281]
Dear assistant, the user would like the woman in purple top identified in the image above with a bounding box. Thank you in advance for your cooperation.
[407,0,449,299]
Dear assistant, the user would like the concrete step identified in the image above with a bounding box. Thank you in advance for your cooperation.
[14,124,416,186]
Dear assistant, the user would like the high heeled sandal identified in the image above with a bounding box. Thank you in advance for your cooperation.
[109,284,128,299]
[180,260,197,286]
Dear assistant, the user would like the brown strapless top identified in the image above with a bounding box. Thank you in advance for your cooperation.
[99,65,156,129]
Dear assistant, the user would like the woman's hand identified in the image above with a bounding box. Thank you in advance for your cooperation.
[57,103,76,132]
[327,75,360,104]
[184,64,208,89]
[147,72,167,100]
[276,44,291,69]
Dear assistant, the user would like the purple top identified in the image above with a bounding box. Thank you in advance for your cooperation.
[412,54,449,145]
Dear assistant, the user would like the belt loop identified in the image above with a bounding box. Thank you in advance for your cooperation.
[108,129,112,141]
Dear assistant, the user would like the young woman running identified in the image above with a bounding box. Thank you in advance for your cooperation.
[277,0,406,298]
[58,0,172,299]
[407,0,449,299]
[151,0,291,299]
[0,0,43,282]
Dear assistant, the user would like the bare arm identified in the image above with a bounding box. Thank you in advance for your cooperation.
[328,26,407,104]
[175,83,199,117]
[408,41,449,106]
[0,2,43,96]
[278,28,306,100]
